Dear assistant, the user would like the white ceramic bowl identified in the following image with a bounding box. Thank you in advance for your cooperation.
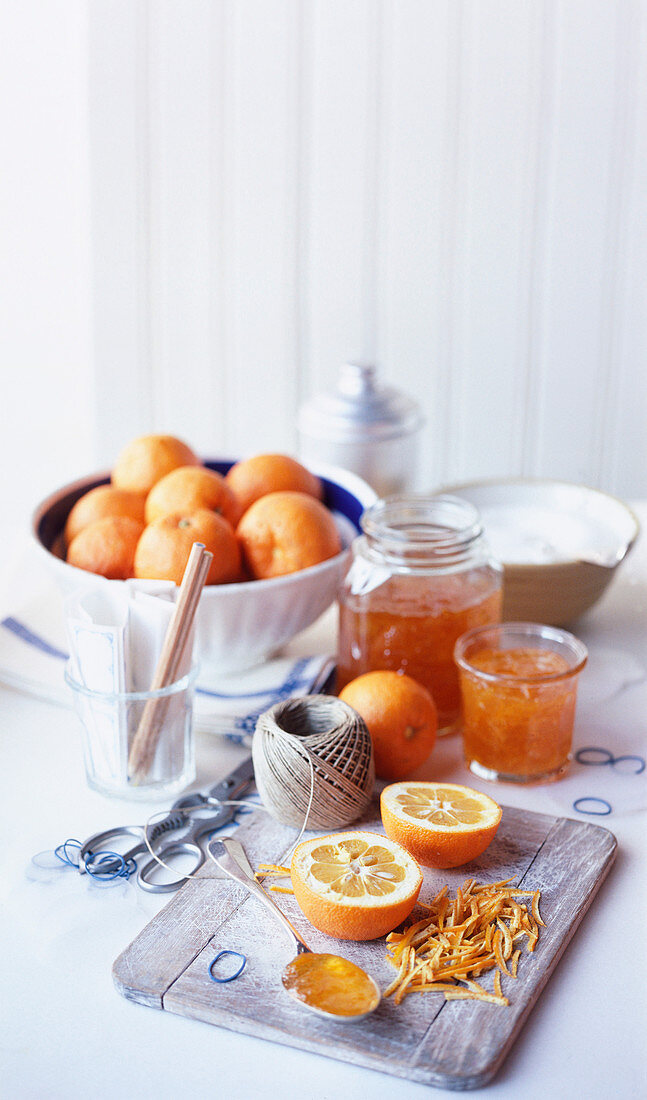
[32,459,376,675]
[440,479,640,626]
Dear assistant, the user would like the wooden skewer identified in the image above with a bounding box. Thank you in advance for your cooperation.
[128,541,212,783]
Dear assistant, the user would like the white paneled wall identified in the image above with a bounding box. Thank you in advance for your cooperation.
[88,0,647,497]
[15,1,646,507]
[0,2,92,529]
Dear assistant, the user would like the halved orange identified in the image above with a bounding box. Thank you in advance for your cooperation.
[380,782,502,869]
[290,831,422,942]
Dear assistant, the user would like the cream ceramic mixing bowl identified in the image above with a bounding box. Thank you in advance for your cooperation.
[440,479,639,626]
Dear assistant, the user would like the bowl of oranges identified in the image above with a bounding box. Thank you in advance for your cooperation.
[32,435,376,674]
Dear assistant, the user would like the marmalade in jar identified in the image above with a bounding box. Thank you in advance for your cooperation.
[337,496,503,734]
[455,625,588,784]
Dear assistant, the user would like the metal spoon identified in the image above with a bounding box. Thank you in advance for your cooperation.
[208,838,381,1021]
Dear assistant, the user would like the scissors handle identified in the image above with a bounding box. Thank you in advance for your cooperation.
[136,756,256,892]
[77,757,255,887]
[138,839,206,893]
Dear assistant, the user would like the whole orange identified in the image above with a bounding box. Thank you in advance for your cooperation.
[145,465,242,528]
[66,516,145,580]
[64,485,146,546]
[112,434,200,494]
[134,509,241,586]
[339,671,438,781]
[225,453,323,516]
[236,490,342,579]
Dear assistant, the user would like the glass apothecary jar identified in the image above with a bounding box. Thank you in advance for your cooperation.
[337,495,503,735]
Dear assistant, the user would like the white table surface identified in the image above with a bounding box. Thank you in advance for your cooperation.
[1,509,646,1100]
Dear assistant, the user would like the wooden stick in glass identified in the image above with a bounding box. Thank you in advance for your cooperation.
[128,541,212,783]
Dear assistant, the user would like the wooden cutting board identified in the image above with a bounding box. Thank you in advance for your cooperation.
[113,800,616,1091]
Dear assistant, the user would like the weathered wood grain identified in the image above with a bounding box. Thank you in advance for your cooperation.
[113,803,616,1090]
[411,815,618,1089]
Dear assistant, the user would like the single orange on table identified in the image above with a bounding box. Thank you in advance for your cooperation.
[380,782,502,869]
[66,515,145,580]
[111,434,200,494]
[134,509,241,586]
[64,485,147,546]
[225,453,323,517]
[145,465,243,528]
[290,831,423,941]
[236,490,342,579]
[338,670,437,781]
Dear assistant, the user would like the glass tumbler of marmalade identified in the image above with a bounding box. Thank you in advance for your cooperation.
[455,622,588,783]
[337,495,503,735]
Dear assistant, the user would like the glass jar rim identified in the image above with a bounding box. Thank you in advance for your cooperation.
[454,621,588,682]
[361,494,484,558]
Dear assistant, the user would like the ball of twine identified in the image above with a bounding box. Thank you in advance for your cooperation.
[252,694,375,830]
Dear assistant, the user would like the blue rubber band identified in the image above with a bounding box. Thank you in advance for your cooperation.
[573,797,612,816]
[576,747,646,775]
[575,747,614,766]
[54,839,82,867]
[54,841,136,882]
[85,850,128,881]
[208,950,247,983]
[123,857,138,879]
[611,754,646,775]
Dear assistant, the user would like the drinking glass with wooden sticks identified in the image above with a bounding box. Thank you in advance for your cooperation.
[66,542,211,800]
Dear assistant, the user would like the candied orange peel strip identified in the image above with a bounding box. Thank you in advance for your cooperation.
[385,878,544,1007]
[254,863,294,894]
[256,863,291,876]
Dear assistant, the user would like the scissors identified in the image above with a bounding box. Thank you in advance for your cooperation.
[78,756,255,893]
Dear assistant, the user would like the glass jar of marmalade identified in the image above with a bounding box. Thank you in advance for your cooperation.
[337,495,503,735]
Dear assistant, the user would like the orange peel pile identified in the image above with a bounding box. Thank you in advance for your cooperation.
[384,877,545,1007]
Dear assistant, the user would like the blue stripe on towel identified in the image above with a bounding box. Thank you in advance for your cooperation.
[195,658,312,700]
[1,617,69,661]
